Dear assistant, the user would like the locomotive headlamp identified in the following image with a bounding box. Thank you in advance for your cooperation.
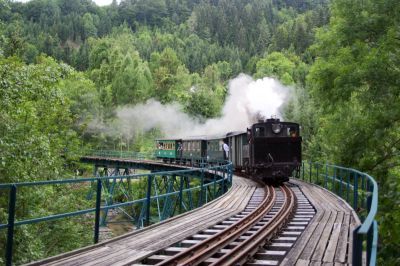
[272,123,282,134]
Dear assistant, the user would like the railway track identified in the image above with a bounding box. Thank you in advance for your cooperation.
[137,183,296,265]
[246,184,315,265]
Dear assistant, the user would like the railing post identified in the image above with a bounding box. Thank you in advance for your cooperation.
[325,164,328,188]
[366,182,373,265]
[146,175,152,226]
[333,167,336,193]
[94,178,102,244]
[352,226,362,266]
[212,170,216,197]
[353,173,358,210]
[6,185,17,266]
[339,169,343,198]
[222,169,226,193]
[199,168,205,206]
[346,170,350,203]
[361,175,366,209]
[179,175,184,213]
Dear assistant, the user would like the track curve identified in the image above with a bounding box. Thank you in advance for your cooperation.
[140,184,296,265]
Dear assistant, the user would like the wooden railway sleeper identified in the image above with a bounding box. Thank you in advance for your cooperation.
[154,185,276,266]
[209,185,296,266]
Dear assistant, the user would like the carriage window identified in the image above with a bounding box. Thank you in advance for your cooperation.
[209,142,214,151]
[254,127,265,137]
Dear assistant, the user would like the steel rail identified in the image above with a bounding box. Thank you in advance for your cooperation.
[155,185,276,266]
[210,184,296,265]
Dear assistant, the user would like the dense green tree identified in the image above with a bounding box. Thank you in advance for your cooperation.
[0,56,95,264]
[150,47,191,104]
[82,12,98,39]
[255,51,295,85]
[88,32,154,105]
[112,52,153,105]
[305,0,400,263]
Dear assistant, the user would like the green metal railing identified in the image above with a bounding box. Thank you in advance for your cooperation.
[84,149,156,160]
[299,161,378,266]
[0,162,232,265]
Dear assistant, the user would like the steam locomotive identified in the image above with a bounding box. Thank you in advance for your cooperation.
[155,118,302,183]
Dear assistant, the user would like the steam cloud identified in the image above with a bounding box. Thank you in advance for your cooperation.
[91,74,291,138]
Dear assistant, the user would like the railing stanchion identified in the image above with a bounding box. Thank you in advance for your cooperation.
[213,170,217,198]
[146,175,152,226]
[222,169,226,193]
[325,164,328,188]
[352,226,362,266]
[353,173,358,210]
[199,168,205,206]
[346,170,350,202]
[333,168,336,193]
[366,182,373,265]
[362,175,366,209]
[179,175,184,213]
[94,178,102,244]
[6,185,17,266]
[339,169,343,198]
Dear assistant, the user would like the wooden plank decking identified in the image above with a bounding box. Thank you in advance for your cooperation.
[281,179,361,266]
[27,177,361,266]
[27,175,260,266]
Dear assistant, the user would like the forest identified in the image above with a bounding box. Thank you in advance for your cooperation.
[0,0,399,264]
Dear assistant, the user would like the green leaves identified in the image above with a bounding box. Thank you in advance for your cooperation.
[302,0,400,263]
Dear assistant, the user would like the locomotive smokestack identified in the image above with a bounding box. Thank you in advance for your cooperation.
[266,118,280,123]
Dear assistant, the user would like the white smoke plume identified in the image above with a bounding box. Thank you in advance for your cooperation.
[93,74,291,138]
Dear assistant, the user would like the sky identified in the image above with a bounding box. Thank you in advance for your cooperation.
[15,0,117,6]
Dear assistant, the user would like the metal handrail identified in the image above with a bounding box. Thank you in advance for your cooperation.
[83,149,156,160]
[299,161,378,266]
[0,159,233,265]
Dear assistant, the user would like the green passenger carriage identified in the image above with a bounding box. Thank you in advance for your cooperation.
[155,139,182,162]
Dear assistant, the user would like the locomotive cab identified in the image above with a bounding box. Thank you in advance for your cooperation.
[247,118,302,182]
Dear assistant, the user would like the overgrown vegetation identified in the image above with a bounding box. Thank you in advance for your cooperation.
[0,0,398,264]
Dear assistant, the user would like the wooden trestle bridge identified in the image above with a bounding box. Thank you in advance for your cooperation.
[0,152,378,266]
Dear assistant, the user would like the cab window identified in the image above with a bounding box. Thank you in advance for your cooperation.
[254,127,265,137]
[287,127,298,137]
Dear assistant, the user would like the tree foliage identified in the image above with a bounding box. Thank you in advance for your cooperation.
[0,56,96,264]
[2,0,398,264]
[303,0,400,263]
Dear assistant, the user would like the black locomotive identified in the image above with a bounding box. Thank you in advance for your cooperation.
[156,118,302,183]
